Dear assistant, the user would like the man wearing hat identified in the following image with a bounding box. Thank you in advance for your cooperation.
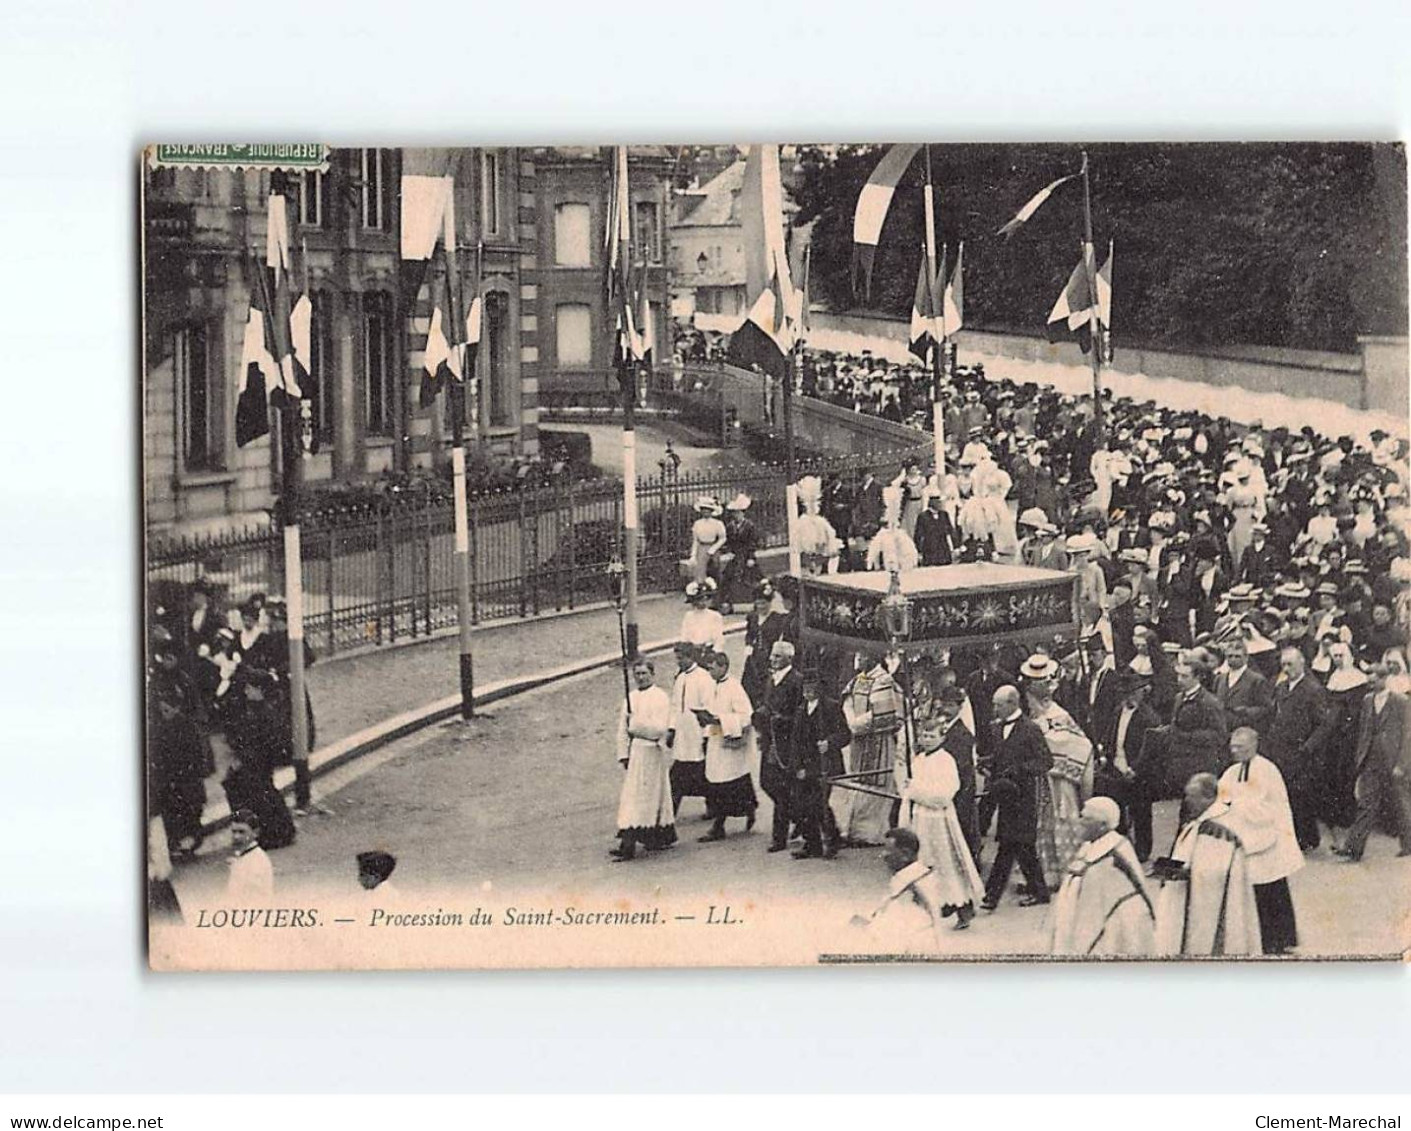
[1047,796,1156,956]
[1236,523,1280,588]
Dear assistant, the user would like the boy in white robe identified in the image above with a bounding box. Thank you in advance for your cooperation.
[899,691,985,929]
[665,642,715,819]
[226,809,274,902]
[697,651,758,841]
[612,658,676,861]
[1048,797,1156,957]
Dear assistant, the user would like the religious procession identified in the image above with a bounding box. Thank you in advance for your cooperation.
[141,142,1409,967]
[601,144,1411,959]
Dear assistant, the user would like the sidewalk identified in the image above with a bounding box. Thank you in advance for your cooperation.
[306,593,692,749]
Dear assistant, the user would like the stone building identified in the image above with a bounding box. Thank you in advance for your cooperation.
[528,147,674,399]
[142,147,536,534]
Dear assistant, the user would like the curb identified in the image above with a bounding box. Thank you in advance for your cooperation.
[199,619,749,835]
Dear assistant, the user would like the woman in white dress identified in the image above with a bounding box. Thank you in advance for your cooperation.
[687,496,728,584]
[679,579,726,655]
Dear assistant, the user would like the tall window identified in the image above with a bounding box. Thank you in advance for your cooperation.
[360,148,392,231]
[479,150,501,235]
[555,303,592,370]
[553,202,591,267]
[296,170,325,228]
[635,200,661,262]
[486,292,511,427]
[310,292,334,445]
[175,324,219,471]
[363,292,394,435]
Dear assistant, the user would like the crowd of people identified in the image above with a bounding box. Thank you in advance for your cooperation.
[146,582,317,918]
[616,332,1411,955]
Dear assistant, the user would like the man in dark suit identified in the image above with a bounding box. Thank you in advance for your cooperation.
[1266,646,1339,850]
[1213,634,1276,735]
[981,686,1053,909]
[850,469,884,543]
[755,640,805,853]
[1107,584,1138,670]
[786,667,850,859]
[1337,663,1411,861]
[933,684,980,857]
[1094,673,1163,860]
[1146,651,1229,799]
[1237,524,1281,588]
[913,494,956,567]
[967,648,1017,840]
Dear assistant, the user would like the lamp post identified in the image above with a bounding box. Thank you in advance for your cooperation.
[607,558,632,714]
[880,569,915,777]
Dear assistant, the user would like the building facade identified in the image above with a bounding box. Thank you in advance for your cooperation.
[669,159,749,329]
[529,147,674,399]
[142,147,536,534]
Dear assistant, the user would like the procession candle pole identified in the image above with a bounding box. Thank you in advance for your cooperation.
[618,349,641,660]
[1080,150,1105,443]
[784,340,801,577]
[445,206,476,719]
[923,146,945,482]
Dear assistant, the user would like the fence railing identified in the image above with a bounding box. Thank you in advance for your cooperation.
[147,368,934,658]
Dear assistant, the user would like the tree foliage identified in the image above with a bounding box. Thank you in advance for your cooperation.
[792,142,1407,353]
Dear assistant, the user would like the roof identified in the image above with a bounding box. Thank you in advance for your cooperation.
[675,161,746,228]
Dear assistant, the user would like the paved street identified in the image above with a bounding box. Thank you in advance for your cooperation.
[173,631,1411,964]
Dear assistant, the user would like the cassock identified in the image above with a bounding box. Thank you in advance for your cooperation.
[226,843,274,901]
[667,662,714,811]
[1049,830,1156,956]
[702,674,758,818]
[840,664,901,844]
[615,684,676,849]
[1217,755,1304,953]
[900,747,985,912]
[1153,800,1263,957]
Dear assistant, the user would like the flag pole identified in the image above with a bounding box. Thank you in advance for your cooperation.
[258,207,312,813]
[1080,150,1105,442]
[923,146,945,482]
[611,147,640,660]
[445,186,476,719]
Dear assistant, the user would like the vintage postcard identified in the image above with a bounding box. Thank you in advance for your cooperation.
[141,141,1411,970]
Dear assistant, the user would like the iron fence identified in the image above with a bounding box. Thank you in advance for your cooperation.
[147,366,934,658]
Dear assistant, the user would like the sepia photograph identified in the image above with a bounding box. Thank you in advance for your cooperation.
[140,140,1410,969]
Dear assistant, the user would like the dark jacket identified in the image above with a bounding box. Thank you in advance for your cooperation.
[1104,700,1162,778]
[1354,689,1410,778]
[755,667,804,768]
[787,696,850,783]
[1155,686,1229,797]
[1213,666,1275,735]
[913,507,956,567]
[1266,675,1338,781]
[987,716,1052,843]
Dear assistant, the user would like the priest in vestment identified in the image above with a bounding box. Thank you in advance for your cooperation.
[697,651,759,841]
[1048,797,1156,957]
[612,657,677,861]
[898,687,985,930]
[1152,773,1263,956]
[839,654,902,846]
